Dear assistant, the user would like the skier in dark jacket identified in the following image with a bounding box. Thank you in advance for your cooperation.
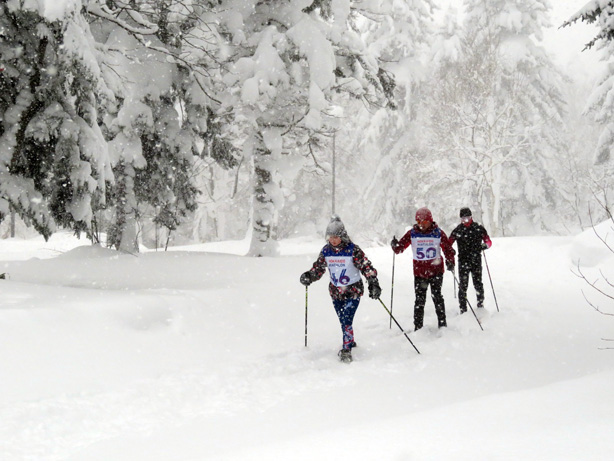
[391,207,455,331]
[448,207,492,313]
[300,216,381,362]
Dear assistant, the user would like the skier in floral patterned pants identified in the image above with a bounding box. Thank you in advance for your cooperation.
[300,216,381,362]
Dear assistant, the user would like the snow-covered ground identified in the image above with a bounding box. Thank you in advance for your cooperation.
[1,224,613,460]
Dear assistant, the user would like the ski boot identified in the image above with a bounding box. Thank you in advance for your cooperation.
[338,348,352,363]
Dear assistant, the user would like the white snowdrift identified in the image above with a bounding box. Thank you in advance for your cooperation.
[0,230,612,460]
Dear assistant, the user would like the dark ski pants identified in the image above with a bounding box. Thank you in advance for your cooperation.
[414,274,446,329]
[332,298,360,350]
[458,258,484,312]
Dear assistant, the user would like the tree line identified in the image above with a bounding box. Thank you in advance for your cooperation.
[0,0,611,255]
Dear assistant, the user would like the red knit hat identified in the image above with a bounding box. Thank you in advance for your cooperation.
[415,207,433,222]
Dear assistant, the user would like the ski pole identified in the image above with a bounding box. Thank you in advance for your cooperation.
[304,286,308,347]
[377,298,420,354]
[452,273,484,331]
[389,249,396,329]
[453,269,457,299]
[482,250,500,312]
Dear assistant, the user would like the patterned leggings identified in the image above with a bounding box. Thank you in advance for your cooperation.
[332,298,360,350]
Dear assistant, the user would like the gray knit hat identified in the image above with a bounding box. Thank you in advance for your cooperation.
[325,215,349,241]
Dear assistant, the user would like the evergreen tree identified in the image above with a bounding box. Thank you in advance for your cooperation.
[425,0,567,235]
[565,1,614,216]
[0,1,113,240]
[87,0,221,251]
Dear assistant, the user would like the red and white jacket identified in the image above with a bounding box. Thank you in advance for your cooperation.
[393,222,455,279]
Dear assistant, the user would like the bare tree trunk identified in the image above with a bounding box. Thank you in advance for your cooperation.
[491,163,502,236]
[10,208,15,238]
[109,163,139,254]
[248,133,279,257]
[119,214,139,254]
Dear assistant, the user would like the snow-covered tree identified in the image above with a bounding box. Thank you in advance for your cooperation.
[87,0,224,251]
[0,0,235,250]
[565,0,614,219]
[212,0,394,256]
[0,0,113,239]
[424,0,567,235]
[331,0,435,240]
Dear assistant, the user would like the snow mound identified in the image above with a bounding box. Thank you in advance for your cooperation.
[56,244,119,260]
[569,220,614,267]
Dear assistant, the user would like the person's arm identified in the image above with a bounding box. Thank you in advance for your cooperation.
[300,250,328,286]
[448,226,457,247]
[392,230,412,254]
[353,245,377,280]
[309,251,328,281]
[440,230,456,266]
[481,226,492,249]
[354,245,381,299]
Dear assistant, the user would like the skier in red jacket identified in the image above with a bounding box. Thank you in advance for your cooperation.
[391,207,455,331]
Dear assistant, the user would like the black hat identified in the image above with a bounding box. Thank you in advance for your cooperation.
[460,207,472,218]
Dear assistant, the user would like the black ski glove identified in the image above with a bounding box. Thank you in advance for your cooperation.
[390,237,399,251]
[446,260,455,272]
[368,278,382,299]
[300,271,313,286]
[481,242,488,250]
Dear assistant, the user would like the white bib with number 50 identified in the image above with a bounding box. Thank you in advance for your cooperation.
[411,235,441,261]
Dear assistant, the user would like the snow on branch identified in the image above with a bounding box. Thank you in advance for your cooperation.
[560,1,614,50]
[86,2,220,105]
[85,3,159,36]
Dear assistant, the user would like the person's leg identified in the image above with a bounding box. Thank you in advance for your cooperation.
[458,259,470,313]
[430,274,447,327]
[414,277,428,330]
[333,298,360,350]
[470,261,485,307]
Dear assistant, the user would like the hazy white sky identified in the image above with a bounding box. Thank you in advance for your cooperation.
[543,0,603,80]
[435,0,604,83]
